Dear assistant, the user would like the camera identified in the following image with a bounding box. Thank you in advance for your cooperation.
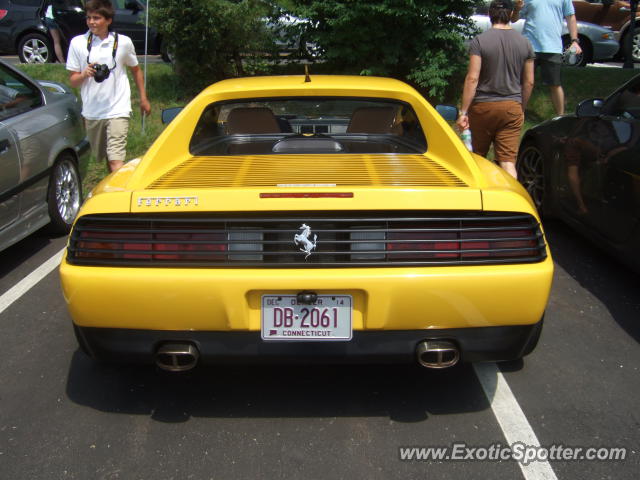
[93,63,111,83]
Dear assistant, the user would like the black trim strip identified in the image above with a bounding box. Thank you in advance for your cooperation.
[0,166,52,205]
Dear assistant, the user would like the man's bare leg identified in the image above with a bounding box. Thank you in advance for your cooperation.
[108,160,124,172]
[549,85,565,116]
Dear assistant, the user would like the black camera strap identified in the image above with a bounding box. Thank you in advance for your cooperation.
[86,31,118,70]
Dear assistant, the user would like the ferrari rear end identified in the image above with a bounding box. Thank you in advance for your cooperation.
[60,75,553,371]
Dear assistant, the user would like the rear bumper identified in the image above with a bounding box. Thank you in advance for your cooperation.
[74,320,543,365]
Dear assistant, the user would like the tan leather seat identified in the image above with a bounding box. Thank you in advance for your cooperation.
[347,106,397,134]
[226,107,281,134]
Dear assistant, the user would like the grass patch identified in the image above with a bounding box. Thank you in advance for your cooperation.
[16,62,639,191]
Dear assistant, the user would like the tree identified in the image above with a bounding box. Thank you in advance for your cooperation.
[150,0,276,94]
[276,0,478,100]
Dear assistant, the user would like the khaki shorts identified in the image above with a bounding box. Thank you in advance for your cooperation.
[85,117,130,163]
[468,101,524,164]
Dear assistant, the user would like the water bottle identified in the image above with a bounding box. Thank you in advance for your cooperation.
[567,46,577,65]
[461,128,473,151]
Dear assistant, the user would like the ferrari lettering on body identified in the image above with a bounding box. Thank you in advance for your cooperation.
[137,196,199,207]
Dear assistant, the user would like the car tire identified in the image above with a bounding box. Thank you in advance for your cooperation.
[619,27,640,62]
[72,324,93,357]
[562,35,591,67]
[18,32,54,64]
[160,41,174,63]
[517,142,546,214]
[521,317,544,358]
[47,154,82,234]
[632,27,640,63]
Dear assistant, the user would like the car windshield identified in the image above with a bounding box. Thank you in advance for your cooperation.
[189,97,427,155]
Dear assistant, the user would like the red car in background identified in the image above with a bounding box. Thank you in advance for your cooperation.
[573,0,640,61]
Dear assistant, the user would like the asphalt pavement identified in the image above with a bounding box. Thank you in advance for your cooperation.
[0,220,638,480]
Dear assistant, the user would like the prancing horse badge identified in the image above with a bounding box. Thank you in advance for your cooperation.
[293,224,317,259]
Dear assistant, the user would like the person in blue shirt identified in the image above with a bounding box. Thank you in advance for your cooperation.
[513,0,582,115]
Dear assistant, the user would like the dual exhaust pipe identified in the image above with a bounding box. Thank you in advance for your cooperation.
[415,340,459,369]
[154,340,459,372]
[155,343,199,372]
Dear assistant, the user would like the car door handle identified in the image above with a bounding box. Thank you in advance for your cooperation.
[0,139,10,155]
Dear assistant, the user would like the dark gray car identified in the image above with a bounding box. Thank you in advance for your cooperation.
[0,0,164,63]
[0,58,88,251]
[517,73,640,272]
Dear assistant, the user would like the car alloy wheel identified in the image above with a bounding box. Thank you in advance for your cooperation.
[517,144,545,211]
[48,156,82,233]
[18,33,53,64]
[633,28,640,63]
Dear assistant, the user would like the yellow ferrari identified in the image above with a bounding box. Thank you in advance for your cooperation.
[59,75,553,371]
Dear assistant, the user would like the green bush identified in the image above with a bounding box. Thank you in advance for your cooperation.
[276,0,478,101]
[149,0,276,95]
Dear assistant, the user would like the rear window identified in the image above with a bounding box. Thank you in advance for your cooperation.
[189,97,427,155]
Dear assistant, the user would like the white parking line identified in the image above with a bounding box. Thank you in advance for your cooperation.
[0,248,65,315]
[474,362,558,480]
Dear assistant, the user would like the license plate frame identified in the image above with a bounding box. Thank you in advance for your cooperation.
[261,295,353,341]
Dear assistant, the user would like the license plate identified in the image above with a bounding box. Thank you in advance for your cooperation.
[261,295,352,341]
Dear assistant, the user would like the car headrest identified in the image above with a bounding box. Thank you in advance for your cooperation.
[347,106,397,134]
[226,107,281,134]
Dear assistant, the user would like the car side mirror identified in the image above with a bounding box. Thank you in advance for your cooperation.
[435,104,458,122]
[576,98,603,118]
[161,107,183,124]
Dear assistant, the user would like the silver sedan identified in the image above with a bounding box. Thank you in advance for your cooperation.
[0,59,88,252]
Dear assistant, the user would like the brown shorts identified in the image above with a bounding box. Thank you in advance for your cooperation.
[468,101,524,164]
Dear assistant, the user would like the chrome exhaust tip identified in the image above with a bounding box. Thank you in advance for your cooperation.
[155,343,199,372]
[416,340,459,369]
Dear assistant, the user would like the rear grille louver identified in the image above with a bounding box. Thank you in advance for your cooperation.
[146,155,468,188]
[67,212,547,267]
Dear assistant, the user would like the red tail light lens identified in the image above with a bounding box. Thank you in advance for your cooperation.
[0,10,8,21]
[77,231,227,261]
[387,227,539,260]
[387,232,459,258]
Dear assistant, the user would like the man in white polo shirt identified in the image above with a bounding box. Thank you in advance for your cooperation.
[67,0,150,173]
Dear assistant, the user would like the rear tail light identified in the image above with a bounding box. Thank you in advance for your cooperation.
[67,213,545,267]
[387,226,539,260]
[77,230,227,261]
[0,10,8,21]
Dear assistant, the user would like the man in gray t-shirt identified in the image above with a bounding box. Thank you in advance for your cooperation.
[457,0,534,179]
